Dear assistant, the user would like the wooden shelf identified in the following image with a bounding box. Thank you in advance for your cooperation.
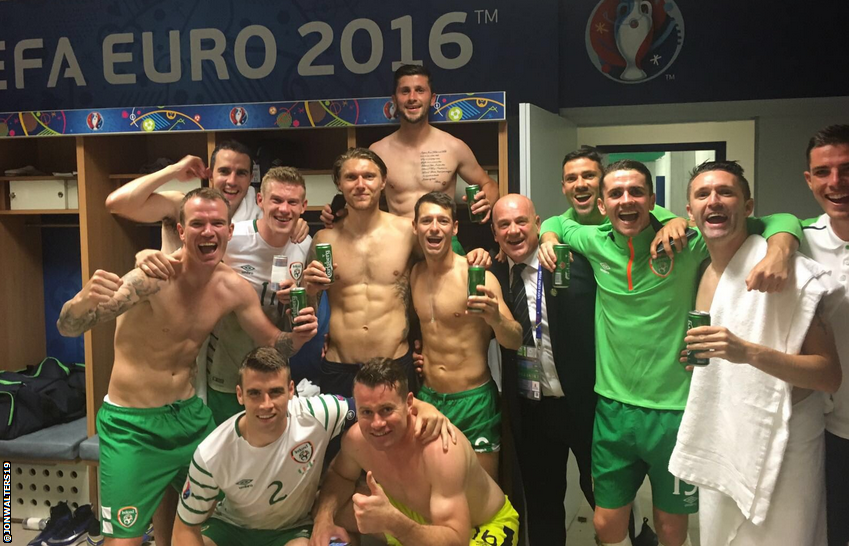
[0,175,76,182]
[108,174,143,180]
[0,209,79,215]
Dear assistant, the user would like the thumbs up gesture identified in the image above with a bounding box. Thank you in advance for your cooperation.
[352,471,395,535]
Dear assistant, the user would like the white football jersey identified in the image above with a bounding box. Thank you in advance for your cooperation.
[178,394,354,530]
[207,220,311,393]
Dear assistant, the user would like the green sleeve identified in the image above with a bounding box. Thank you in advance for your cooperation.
[801,217,818,227]
[540,215,564,239]
[747,213,802,241]
[558,216,598,256]
[651,204,678,223]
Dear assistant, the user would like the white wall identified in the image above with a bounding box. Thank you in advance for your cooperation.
[576,120,756,192]
[562,96,849,218]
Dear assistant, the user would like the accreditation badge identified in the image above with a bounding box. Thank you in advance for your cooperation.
[517,345,542,401]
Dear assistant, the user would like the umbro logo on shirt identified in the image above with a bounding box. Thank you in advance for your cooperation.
[236,479,254,489]
[599,262,611,274]
[240,265,256,276]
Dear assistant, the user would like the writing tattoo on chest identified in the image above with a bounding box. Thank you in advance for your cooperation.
[420,150,453,189]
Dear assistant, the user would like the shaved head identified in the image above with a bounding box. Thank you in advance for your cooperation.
[492,193,536,222]
[492,194,540,263]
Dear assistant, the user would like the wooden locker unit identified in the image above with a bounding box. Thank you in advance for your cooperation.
[0,102,508,508]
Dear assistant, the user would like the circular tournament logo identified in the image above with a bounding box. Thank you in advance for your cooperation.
[585,0,684,83]
[383,100,396,120]
[86,112,103,131]
[230,106,248,126]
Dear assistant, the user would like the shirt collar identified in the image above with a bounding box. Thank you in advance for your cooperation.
[507,247,540,272]
[807,214,848,250]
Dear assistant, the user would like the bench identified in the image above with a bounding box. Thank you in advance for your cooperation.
[79,435,99,462]
[0,418,87,461]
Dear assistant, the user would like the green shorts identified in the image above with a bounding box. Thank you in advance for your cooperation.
[97,396,215,538]
[452,235,466,256]
[417,381,501,453]
[208,388,244,426]
[385,495,519,546]
[202,517,311,546]
[592,396,698,514]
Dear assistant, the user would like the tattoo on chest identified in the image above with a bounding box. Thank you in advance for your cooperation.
[420,150,452,188]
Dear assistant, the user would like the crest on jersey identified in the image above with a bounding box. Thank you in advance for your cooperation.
[291,441,314,464]
[289,262,304,283]
[117,506,138,528]
[650,254,673,277]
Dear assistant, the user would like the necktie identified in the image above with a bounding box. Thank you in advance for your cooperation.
[510,263,535,347]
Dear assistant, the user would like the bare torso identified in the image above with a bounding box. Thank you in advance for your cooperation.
[109,264,251,407]
[370,127,462,218]
[346,423,504,527]
[696,266,811,404]
[317,212,416,363]
[411,254,493,393]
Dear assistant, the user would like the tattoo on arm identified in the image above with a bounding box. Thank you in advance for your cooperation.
[275,331,296,358]
[394,272,411,340]
[811,309,831,338]
[57,269,162,336]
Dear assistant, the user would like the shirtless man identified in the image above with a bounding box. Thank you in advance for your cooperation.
[310,358,519,546]
[105,140,307,256]
[669,160,841,545]
[57,187,317,546]
[322,65,499,248]
[304,149,489,398]
[410,191,522,478]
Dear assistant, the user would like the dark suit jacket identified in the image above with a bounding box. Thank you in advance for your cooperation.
[492,248,598,438]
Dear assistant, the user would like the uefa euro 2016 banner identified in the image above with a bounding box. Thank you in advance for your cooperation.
[0,0,559,113]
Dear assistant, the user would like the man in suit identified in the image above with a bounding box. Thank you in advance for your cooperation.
[490,193,597,545]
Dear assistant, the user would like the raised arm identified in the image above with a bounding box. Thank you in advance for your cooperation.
[231,275,317,357]
[57,268,161,337]
[105,155,209,223]
[743,214,802,292]
[455,140,499,223]
[310,432,363,546]
[685,306,841,393]
[467,272,522,350]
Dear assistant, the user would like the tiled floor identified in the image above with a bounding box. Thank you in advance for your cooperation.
[10,477,701,546]
[567,478,701,546]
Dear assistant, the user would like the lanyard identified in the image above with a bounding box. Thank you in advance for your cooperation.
[533,265,543,344]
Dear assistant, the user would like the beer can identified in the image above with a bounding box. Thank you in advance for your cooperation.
[316,243,334,283]
[686,311,711,366]
[466,185,485,223]
[553,244,570,288]
[290,287,307,319]
[467,265,486,313]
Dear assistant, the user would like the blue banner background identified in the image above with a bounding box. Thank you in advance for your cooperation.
[0,0,559,111]
[560,0,849,107]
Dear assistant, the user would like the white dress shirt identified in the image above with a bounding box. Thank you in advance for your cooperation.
[508,250,565,398]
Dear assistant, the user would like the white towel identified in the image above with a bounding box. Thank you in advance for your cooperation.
[669,235,835,528]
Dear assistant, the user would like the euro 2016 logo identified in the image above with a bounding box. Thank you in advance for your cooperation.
[86,112,103,131]
[585,0,684,83]
[230,106,248,126]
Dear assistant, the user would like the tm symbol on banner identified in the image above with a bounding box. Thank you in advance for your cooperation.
[666,74,676,81]
[474,9,498,24]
